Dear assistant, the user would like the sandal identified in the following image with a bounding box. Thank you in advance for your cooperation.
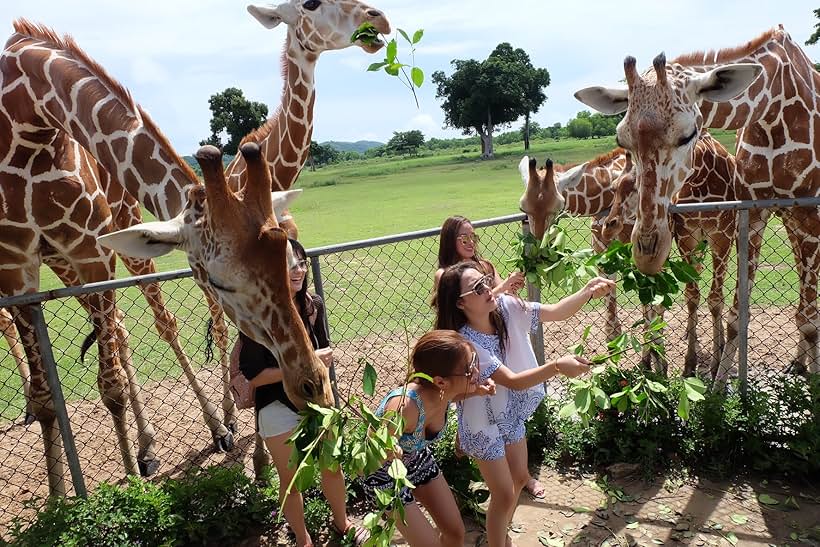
[524,477,546,499]
[333,522,370,546]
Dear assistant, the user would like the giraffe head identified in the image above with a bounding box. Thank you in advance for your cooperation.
[601,152,638,244]
[518,156,565,239]
[247,0,391,54]
[98,143,333,409]
[575,54,761,273]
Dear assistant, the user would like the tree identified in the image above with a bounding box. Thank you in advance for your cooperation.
[433,43,550,158]
[806,8,820,45]
[545,122,563,140]
[200,87,268,155]
[567,118,592,139]
[308,141,340,170]
[386,130,425,155]
[520,121,541,143]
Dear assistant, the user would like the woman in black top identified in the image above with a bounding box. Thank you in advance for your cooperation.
[239,239,366,546]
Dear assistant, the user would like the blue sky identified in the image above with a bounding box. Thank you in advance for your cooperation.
[2,1,819,154]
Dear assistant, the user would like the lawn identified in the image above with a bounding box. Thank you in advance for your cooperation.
[0,131,800,420]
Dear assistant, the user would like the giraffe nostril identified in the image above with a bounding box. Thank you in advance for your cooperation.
[367,9,382,17]
[606,219,618,229]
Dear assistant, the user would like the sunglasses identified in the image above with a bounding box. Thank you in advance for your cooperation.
[289,259,308,273]
[451,351,478,379]
[459,275,493,298]
[456,233,479,245]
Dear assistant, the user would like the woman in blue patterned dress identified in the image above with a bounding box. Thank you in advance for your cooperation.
[362,330,495,547]
[435,262,615,547]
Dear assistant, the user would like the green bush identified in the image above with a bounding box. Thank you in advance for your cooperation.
[10,466,278,547]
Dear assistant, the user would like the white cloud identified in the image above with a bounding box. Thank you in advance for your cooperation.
[129,56,169,85]
[405,113,439,134]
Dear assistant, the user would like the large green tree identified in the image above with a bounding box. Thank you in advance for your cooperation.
[432,43,550,158]
[386,130,425,155]
[200,87,268,155]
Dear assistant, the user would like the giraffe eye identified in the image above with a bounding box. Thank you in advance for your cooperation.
[677,129,698,147]
[303,0,321,10]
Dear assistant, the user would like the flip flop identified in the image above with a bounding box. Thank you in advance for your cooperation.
[525,477,546,499]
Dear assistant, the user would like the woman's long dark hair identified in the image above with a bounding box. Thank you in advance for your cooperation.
[434,261,508,359]
[289,238,315,323]
[437,216,496,276]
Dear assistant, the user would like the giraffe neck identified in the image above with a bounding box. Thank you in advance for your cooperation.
[227,33,317,192]
[560,157,623,216]
[676,28,819,131]
[2,25,197,221]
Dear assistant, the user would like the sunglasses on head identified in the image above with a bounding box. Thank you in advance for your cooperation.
[459,275,493,298]
[457,233,479,245]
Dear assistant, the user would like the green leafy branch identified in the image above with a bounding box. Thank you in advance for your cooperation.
[352,23,425,108]
[559,321,707,425]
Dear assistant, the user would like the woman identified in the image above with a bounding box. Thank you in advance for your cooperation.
[363,330,494,547]
[435,262,615,547]
[239,239,365,547]
[434,215,524,297]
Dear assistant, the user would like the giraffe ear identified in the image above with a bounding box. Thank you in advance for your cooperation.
[97,214,185,259]
[517,156,531,187]
[686,63,763,103]
[247,4,298,29]
[271,189,302,223]
[574,86,629,115]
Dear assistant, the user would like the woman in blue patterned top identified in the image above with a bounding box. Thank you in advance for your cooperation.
[435,262,615,547]
[362,330,495,547]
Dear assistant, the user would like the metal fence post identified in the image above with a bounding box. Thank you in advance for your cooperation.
[29,304,87,497]
[736,209,750,394]
[522,220,546,367]
[309,255,341,408]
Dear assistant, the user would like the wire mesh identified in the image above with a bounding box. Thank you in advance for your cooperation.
[0,207,815,538]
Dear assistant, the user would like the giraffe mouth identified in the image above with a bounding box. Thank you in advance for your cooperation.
[351,22,385,54]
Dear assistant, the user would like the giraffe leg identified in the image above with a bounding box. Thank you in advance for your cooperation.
[112,308,160,475]
[675,233,703,377]
[205,290,239,446]
[12,305,67,496]
[707,231,732,379]
[123,257,233,451]
[1,308,35,424]
[716,210,768,387]
[252,431,271,478]
[783,210,820,375]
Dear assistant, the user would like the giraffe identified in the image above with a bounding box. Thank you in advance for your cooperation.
[227,0,392,238]
[601,131,738,377]
[574,26,820,382]
[517,148,629,339]
[1,307,34,424]
[0,20,330,496]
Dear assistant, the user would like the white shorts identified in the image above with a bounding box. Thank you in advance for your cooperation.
[257,401,300,439]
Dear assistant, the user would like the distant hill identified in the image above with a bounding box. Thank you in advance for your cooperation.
[322,140,383,154]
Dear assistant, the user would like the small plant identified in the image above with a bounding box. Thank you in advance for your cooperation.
[352,23,425,108]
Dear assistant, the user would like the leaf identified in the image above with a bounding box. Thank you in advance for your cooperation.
[362,362,377,396]
[677,394,690,420]
[367,61,388,72]
[398,28,411,44]
[572,506,592,513]
[725,531,738,545]
[386,39,398,63]
[388,459,408,481]
[784,495,801,510]
[758,493,779,505]
[411,67,424,88]
[385,63,401,76]
[412,29,424,43]
[730,514,748,525]
[559,402,577,419]
[626,522,639,529]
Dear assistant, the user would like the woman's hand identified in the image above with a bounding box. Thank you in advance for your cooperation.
[474,378,496,396]
[315,347,333,367]
[553,354,592,378]
[500,271,526,294]
[583,277,616,301]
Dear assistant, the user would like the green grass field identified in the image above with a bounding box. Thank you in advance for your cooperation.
[0,132,801,420]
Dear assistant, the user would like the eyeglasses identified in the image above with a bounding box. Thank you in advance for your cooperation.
[457,233,479,246]
[450,351,478,379]
[289,259,308,273]
[459,275,493,298]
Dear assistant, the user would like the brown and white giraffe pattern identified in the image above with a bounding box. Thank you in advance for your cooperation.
[601,132,738,377]
[0,21,331,495]
[576,26,820,381]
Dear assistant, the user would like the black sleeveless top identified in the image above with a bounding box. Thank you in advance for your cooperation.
[238,294,329,412]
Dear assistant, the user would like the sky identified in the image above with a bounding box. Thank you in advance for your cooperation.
[2,0,819,154]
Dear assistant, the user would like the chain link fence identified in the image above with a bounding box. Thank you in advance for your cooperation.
[0,204,817,537]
